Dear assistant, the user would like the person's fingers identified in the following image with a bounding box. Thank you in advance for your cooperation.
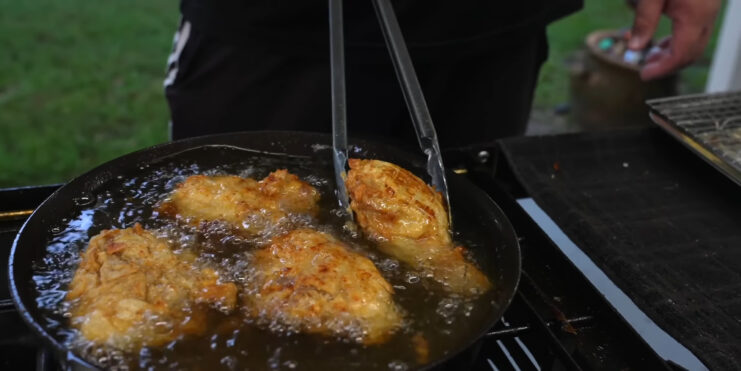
[656,36,672,49]
[641,48,672,80]
[642,35,671,63]
[640,19,702,80]
[696,24,713,56]
[630,0,666,50]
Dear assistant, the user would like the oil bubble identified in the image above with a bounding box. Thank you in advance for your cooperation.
[72,193,96,207]
[378,258,400,272]
[388,360,409,371]
[283,360,298,369]
[405,272,420,284]
[220,355,238,370]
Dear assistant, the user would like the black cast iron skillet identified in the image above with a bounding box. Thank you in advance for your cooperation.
[9,131,520,370]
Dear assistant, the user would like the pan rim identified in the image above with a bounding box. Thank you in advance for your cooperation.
[9,200,98,368]
[419,185,522,371]
[8,130,521,370]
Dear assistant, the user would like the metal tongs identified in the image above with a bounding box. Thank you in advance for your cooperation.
[329,0,452,225]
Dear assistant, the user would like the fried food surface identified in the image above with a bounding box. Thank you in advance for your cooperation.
[347,159,491,295]
[245,229,402,344]
[66,224,237,350]
[158,170,319,236]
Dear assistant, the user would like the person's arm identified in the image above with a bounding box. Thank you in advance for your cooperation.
[628,0,721,80]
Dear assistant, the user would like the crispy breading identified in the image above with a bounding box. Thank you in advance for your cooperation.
[158,170,319,236]
[66,224,237,350]
[245,229,402,344]
[346,159,491,295]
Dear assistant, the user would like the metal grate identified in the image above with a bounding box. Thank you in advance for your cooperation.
[648,91,741,186]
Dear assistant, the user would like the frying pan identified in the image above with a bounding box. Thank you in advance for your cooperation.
[8,131,520,370]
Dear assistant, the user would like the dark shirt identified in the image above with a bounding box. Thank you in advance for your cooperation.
[181,0,582,59]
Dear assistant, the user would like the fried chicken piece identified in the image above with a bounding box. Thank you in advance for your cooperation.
[245,229,402,344]
[66,224,237,350]
[346,159,491,295]
[158,170,319,236]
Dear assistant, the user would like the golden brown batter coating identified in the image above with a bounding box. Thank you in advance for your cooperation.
[158,170,320,236]
[346,159,491,295]
[245,229,402,344]
[66,224,237,350]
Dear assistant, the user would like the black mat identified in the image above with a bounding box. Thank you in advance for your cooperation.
[500,128,741,370]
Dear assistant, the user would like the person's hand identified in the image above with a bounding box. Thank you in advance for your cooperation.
[629,0,721,80]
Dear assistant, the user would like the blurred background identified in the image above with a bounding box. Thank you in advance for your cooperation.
[0,1,724,187]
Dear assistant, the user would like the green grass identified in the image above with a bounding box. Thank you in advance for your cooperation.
[0,0,177,187]
[0,1,725,187]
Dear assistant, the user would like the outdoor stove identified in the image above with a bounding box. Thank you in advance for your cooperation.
[1,146,676,371]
